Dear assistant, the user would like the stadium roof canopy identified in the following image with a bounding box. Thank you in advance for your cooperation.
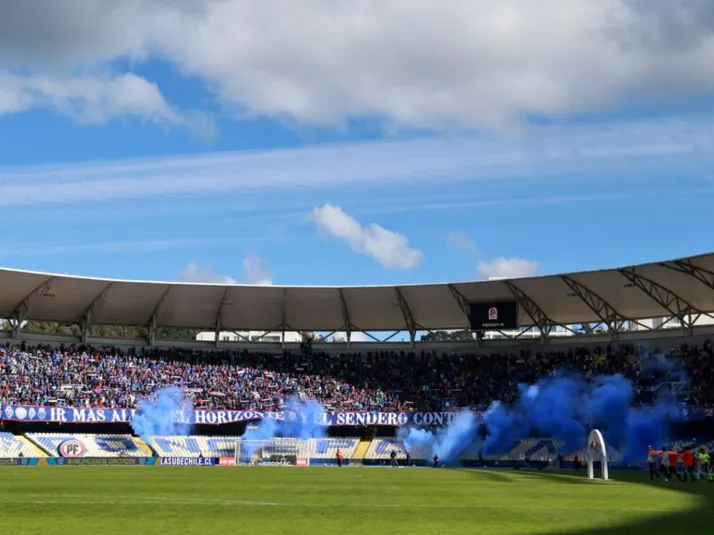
[2,253,714,339]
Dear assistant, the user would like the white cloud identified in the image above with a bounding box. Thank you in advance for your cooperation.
[179,262,236,284]
[180,253,272,285]
[0,116,713,207]
[477,257,540,279]
[446,230,477,254]
[4,1,714,130]
[0,71,205,130]
[311,204,422,269]
[241,253,272,285]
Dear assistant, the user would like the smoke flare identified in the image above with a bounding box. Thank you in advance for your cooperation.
[130,387,193,439]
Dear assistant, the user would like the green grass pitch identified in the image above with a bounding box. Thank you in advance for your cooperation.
[1,467,713,535]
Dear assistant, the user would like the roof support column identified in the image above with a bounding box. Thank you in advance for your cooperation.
[394,288,417,348]
[10,277,54,339]
[214,287,231,349]
[560,276,627,340]
[338,289,352,351]
[280,288,288,350]
[447,284,471,327]
[80,282,113,344]
[448,285,481,346]
[148,286,173,347]
[618,268,700,336]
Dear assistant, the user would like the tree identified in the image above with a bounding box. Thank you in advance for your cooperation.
[157,328,201,341]
[420,329,474,342]
[299,331,317,342]
[575,323,605,335]
[2,321,198,341]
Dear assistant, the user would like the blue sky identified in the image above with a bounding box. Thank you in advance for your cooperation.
[2,1,714,293]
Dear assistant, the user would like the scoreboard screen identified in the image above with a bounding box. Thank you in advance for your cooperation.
[468,301,518,330]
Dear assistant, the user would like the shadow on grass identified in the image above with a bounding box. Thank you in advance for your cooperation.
[534,469,713,535]
[452,467,713,533]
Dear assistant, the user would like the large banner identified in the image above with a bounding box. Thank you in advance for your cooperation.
[0,405,480,427]
[3,404,706,426]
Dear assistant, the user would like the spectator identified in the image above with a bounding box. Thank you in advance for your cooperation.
[0,341,711,412]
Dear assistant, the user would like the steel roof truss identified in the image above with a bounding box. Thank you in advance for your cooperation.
[80,282,113,343]
[447,284,471,327]
[394,287,417,343]
[10,277,55,338]
[213,287,231,346]
[661,259,714,291]
[561,276,629,335]
[148,286,173,345]
[505,281,575,338]
[338,288,352,342]
[618,268,713,332]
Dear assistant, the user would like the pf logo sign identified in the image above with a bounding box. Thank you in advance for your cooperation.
[58,439,87,458]
[488,307,498,321]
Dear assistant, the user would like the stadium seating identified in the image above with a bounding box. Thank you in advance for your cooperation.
[147,436,240,458]
[3,432,709,469]
[365,439,408,460]
[311,438,359,459]
[0,432,46,458]
[362,437,634,464]
[147,436,360,461]
[504,438,539,460]
[27,433,144,457]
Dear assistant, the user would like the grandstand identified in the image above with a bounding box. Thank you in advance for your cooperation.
[1,253,714,468]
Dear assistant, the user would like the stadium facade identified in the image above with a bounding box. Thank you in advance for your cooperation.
[2,252,714,349]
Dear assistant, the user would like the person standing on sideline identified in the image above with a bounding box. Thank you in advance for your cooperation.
[698,448,712,482]
[668,449,683,482]
[683,447,695,482]
[336,449,344,468]
[647,446,660,480]
[660,447,671,482]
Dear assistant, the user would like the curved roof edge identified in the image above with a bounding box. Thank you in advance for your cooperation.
[1,252,714,333]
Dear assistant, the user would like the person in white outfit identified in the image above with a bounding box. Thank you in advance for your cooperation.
[660,447,670,482]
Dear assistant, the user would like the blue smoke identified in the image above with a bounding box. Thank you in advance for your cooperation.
[399,410,480,464]
[130,387,193,439]
[638,350,691,389]
[482,372,681,463]
[276,398,329,440]
[239,397,328,462]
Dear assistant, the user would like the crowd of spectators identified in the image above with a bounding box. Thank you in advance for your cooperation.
[1,340,712,412]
